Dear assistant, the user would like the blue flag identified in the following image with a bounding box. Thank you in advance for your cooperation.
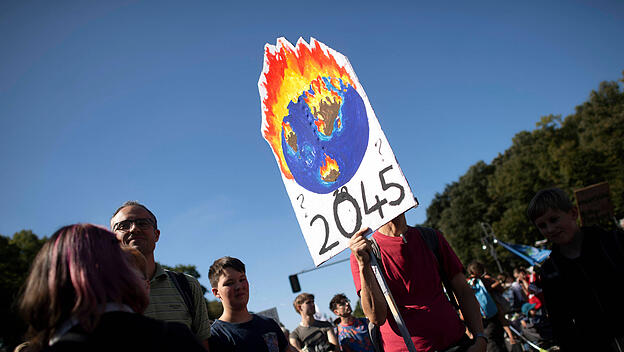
[496,239,551,266]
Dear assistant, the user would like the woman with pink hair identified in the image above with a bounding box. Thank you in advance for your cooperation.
[18,224,206,352]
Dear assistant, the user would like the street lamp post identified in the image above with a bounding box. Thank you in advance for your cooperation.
[480,222,504,273]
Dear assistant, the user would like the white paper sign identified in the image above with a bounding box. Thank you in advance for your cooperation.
[256,307,281,324]
[259,37,417,265]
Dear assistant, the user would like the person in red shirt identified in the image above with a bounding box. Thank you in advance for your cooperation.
[349,213,486,352]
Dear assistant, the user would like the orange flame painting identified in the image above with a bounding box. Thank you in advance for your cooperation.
[319,154,340,182]
[259,38,358,180]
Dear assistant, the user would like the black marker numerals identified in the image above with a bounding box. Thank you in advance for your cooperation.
[379,166,405,206]
[333,187,362,239]
[312,165,406,255]
[311,214,338,255]
[361,181,387,218]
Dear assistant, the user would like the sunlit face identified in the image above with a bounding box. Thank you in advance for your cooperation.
[212,267,249,311]
[111,205,160,256]
[332,300,352,318]
[534,208,579,245]
[299,298,316,316]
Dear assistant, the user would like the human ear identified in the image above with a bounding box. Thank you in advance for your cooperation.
[154,229,161,242]
[212,287,221,300]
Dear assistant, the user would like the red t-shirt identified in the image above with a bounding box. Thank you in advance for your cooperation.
[350,227,465,352]
[528,294,542,310]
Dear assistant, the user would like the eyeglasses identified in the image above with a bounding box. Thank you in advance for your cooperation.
[337,301,350,306]
[113,218,155,232]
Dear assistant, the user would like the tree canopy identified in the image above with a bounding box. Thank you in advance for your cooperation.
[0,231,47,350]
[425,73,624,273]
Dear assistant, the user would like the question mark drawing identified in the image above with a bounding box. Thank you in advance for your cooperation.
[374,138,384,161]
[297,194,307,218]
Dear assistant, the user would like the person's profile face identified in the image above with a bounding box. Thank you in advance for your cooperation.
[534,208,578,245]
[300,298,316,316]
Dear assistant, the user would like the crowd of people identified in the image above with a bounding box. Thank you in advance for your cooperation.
[12,188,624,352]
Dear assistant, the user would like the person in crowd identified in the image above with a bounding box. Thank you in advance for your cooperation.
[208,256,288,352]
[329,293,375,352]
[496,273,517,310]
[120,245,150,290]
[526,284,543,311]
[349,213,486,352]
[519,302,554,348]
[527,187,624,351]
[510,267,529,311]
[110,201,211,348]
[290,293,338,351]
[18,224,206,352]
[466,262,516,351]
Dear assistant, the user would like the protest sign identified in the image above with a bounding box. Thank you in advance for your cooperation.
[259,38,417,265]
[256,307,281,324]
[574,182,613,226]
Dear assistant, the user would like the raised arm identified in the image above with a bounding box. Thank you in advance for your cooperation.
[349,229,387,325]
[449,272,486,352]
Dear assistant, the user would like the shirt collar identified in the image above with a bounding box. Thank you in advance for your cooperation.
[152,262,167,282]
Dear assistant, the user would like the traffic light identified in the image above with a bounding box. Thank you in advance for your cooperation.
[289,274,301,293]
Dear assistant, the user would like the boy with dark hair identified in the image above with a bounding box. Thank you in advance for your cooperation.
[290,293,338,351]
[208,256,288,352]
[329,294,374,352]
[528,188,624,351]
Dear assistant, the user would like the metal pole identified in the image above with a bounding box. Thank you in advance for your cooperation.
[480,222,503,273]
[369,251,418,352]
[293,257,350,276]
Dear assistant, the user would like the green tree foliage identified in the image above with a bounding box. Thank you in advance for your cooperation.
[205,298,224,320]
[0,231,46,351]
[353,298,365,318]
[425,73,624,273]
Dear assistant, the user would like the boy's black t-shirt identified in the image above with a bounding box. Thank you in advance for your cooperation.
[209,314,287,352]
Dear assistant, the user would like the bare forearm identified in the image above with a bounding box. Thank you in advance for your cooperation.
[456,284,484,336]
[450,274,484,336]
[359,262,387,325]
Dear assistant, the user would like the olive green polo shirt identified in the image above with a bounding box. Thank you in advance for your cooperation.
[144,263,211,342]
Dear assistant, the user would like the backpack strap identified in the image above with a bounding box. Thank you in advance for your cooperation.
[166,270,196,319]
[414,226,459,310]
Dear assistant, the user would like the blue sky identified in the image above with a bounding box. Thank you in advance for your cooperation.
[1,0,623,331]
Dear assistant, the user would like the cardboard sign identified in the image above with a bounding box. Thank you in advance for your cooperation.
[574,182,613,226]
[256,307,281,324]
[259,38,417,265]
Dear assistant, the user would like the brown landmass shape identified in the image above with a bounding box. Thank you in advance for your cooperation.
[322,168,340,182]
[286,131,298,153]
[311,96,341,136]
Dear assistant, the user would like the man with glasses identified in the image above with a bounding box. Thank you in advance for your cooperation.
[329,294,375,352]
[110,201,211,350]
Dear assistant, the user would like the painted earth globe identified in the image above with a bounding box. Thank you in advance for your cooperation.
[281,77,369,194]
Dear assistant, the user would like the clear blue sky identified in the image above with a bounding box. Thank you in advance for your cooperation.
[1,0,623,331]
